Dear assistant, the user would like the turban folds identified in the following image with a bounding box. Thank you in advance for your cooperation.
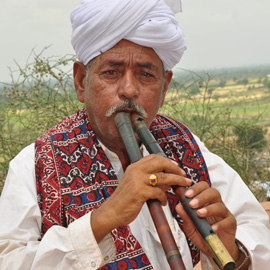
[70,0,186,70]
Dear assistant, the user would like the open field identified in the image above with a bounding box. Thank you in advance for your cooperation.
[164,76,270,126]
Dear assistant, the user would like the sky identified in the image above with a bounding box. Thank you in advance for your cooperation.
[1,0,270,82]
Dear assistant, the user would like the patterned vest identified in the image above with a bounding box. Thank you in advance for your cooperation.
[35,108,211,269]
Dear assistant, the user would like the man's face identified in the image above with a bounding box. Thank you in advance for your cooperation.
[74,40,172,152]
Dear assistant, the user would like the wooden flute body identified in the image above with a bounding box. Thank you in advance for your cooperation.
[115,112,235,270]
[115,112,186,270]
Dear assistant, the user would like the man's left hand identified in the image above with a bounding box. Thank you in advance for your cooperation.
[175,181,239,261]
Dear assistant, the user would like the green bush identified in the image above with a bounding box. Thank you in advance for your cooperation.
[0,49,82,193]
[234,124,267,151]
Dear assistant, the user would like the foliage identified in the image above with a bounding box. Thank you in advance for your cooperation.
[174,64,270,82]
[188,86,201,96]
[161,70,270,201]
[0,48,82,193]
[236,78,249,85]
[234,124,267,151]
[263,79,270,89]
[218,79,226,88]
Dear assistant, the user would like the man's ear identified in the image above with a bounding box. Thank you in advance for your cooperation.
[160,70,173,107]
[73,61,86,103]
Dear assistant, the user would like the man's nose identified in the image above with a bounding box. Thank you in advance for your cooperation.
[118,71,139,99]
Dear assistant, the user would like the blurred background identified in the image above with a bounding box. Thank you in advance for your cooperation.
[1,0,270,81]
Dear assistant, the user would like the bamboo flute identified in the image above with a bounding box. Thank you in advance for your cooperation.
[115,112,186,270]
[130,112,235,270]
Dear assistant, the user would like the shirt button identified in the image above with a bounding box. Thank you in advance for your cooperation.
[104,256,109,261]
[91,262,96,268]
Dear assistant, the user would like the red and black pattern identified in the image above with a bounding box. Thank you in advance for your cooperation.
[35,108,210,269]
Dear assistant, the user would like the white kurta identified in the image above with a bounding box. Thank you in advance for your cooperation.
[0,135,269,270]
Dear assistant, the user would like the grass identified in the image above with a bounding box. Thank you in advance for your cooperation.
[164,81,270,126]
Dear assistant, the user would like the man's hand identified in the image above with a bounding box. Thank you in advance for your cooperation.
[91,154,192,243]
[175,181,239,261]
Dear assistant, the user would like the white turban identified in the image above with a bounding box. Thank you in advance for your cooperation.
[70,0,186,70]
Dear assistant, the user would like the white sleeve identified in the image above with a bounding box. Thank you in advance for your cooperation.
[193,135,270,270]
[0,144,116,270]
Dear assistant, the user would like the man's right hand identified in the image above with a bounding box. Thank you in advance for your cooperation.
[91,154,191,243]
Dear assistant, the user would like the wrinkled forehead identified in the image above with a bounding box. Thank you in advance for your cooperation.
[89,40,164,73]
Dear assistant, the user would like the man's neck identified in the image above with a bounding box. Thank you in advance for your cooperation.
[116,151,131,171]
[98,139,131,171]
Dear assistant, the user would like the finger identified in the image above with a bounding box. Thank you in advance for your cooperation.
[147,171,192,188]
[142,184,169,206]
[197,202,229,219]
[136,154,186,176]
[186,186,222,210]
[196,202,236,232]
[175,203,193,223]
[211,215,237,234]
[175,203,210,254]
[185,181,210,198]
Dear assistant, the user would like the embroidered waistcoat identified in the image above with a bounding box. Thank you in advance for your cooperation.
[35,108,211,269]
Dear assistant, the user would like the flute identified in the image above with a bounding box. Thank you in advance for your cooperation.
[115,112,186,270]
[115,112,235,270]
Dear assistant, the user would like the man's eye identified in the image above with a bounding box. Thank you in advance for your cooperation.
[105,70,116,75]
[142,72,153,77]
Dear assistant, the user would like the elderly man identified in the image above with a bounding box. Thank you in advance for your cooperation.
[0,0,269,269]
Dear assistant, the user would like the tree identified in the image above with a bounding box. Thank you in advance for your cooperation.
[266,80,270,89]
[237,78,249,85]
[219,79,226,88]
[234,124,267,151]
[189,86,200,96]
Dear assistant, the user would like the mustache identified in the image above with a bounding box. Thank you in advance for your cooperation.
[106,99,148,118]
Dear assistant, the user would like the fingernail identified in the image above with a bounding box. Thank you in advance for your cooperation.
[185,189,193,197]
[189,198,198,207]
[197,208,207,215]
[185,178,192,185]
[211,224,218,232]
[180,168,187,176]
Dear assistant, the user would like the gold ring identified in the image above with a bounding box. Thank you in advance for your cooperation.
[149,174,158,187]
